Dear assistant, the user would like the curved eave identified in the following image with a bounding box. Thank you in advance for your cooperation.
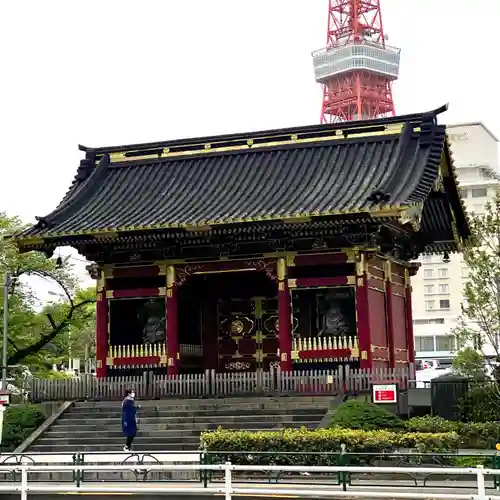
[18,105,460,250]
[442,135,472,241]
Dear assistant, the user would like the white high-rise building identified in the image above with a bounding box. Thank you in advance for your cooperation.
[412,122,500,365]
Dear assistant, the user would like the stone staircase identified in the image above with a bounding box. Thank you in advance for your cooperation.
[27,396,335,453]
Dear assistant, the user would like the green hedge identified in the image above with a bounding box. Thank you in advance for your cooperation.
[3,404,46,451]
[330,400,404,431]
[328,402,500,450]
[201,428,459,465]
[406,415,500,449]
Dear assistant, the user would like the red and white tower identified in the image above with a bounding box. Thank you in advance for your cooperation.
[312,0,400,123]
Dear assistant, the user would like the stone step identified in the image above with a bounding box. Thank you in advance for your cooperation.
[46,420,320,436]
[60,408,326,419]
[34,421,316,448]
[43,423,319,441]
[71,402,330,413]
[54,412,324,428]
[34,424,319,449]
[28,441,199,452]
[51,419,322,430]
[73,397,333,411]
[73,396,332,409]
[34,434,202,446]
[26,396,334,454]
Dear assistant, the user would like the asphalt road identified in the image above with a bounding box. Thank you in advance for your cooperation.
[0,483,499,499]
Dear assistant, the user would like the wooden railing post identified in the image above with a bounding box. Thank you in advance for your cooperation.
[25,365,424,400]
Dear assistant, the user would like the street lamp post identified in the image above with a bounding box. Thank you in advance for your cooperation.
[2,273,10,391]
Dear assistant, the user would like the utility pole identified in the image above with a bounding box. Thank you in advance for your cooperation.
[2,273,10,391]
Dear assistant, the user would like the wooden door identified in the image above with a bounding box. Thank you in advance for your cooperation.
[217,297,279,372]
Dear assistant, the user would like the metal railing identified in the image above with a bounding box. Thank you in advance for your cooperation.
[3,450,498,485]
[0,462,495,500]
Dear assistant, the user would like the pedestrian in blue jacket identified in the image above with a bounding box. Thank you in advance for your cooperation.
[121,389,137,451]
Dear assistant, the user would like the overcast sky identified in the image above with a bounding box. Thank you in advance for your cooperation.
[1,0,499,311]
[2,0,499,222]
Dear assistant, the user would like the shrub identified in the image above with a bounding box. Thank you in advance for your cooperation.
[458,422,500,449]
[330,400,404,431]
[2,404,46,451]
[405,415,459,434]
[406,415,500,449]
[200,428,459,465]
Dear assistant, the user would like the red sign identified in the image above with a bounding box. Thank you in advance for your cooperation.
[372,384,397,404]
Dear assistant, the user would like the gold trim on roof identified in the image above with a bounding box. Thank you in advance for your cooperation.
[14,205,409,242]
[15,236,44,246]
[399,204,423,231]
[108,123,405,164]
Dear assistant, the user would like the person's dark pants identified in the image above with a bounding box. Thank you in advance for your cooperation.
[125,434,136,449]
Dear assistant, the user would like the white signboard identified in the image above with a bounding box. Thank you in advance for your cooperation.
[372,383,398,404]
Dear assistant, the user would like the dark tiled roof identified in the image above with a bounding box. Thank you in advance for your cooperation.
[18,107,470,252]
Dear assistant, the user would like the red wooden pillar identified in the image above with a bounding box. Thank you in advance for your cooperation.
[355,253,371,369]
[95,271,109,378]
[277,257,292,371]
[404,269,416,364]
[385,261,395,368]
[166,265,179,375]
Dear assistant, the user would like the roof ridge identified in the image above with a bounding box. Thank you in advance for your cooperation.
[79,105,448,156]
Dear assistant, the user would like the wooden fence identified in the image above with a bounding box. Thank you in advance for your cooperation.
[28,366,414,402]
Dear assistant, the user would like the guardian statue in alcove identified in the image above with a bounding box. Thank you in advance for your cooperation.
[318,292,350,338]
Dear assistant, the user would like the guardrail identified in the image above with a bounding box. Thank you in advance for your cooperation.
[0,462,495,499]
[203,450,500,485]
[2,450,500,488]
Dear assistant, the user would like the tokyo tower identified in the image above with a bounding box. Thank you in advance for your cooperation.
[312,0,400,123]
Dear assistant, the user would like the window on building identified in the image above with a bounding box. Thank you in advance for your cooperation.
[473,334,483,350]
[439,299,450,309]
[479,168,492,180]
[413,318,445,325]
[438,284,450,294]
[461,268,469,278]
[425,300,435,310]
[424,284,435,294]
[460,188,468,199]
[424,269,434,278]
[471,187,488,198]
[431,318,445,324]
[415,336,435,352]
[438,268,448,278]
[435,335,455,352]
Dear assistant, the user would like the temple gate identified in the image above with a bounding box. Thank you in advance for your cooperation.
[13,105,470,379]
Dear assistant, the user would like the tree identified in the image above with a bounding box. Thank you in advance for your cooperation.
[453,192,500,371]
[452,347,487,380]
[17,287,96,372]
[0,212,95,372]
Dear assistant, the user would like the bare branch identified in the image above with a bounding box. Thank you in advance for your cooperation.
[25,269,75,309]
